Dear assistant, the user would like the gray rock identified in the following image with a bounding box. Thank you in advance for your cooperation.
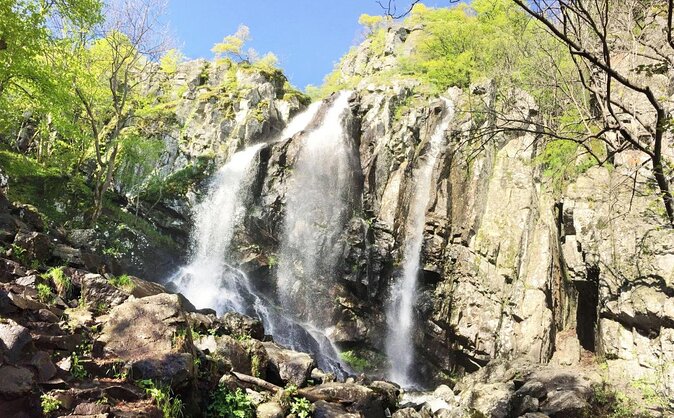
[98,293,195,388]
[0,365,34,397]
[0,319,32,362]
[303,382,385,418]
[13,229,51,261]
[256,402,284,418]
[262,341,315,387]
[540,391,587,418]
[313,400,360,418]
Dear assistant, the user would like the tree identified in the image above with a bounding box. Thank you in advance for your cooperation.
[212,24,253,64]
[0,0,101,152]
[73,0,169,222]
[511,0,674,225]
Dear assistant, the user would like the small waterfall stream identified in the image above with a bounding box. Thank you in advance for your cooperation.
[385,99,454,386]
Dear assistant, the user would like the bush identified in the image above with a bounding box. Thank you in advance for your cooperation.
[36,283,54,304]
[41,394,62,414]
[138,379,184,418]
[108,274,135,292]
[290,397,313,418]
[207,386,254,418]
[45,267,71,298]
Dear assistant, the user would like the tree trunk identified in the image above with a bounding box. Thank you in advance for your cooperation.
[90,143,120,223]
[652,155,674,226]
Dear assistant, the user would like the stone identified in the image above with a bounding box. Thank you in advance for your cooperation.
[195,334,268,377]
[514,395,540,416]
[98,293,195,388]
[0,258,26,283]
[80,273,129,308]
[392,408,423,418]
[262,341,315,387]
[0,319,32,362]
[13,229,51,261]
[540,390,587,417]
[0,366,34,397]
[30,351,57,382]
[302,382,385,418]
[219,311,265,340]
[73,402,111,415]
[313,400,360,418]
[256,401,284,418]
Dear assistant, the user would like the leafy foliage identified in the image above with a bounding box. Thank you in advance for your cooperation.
[40,394,62,414]
[206,386,254,418]
[138,379,184,418]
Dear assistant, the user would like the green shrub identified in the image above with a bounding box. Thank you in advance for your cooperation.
[36,283,54,304]
[40,394,62,414]
[207,386,254,418]
[290,397,313,418]
[339,350,370,372]
[138,379,184,418]
[45,267,71,298]
[70,352,88,379]
[108,274,135,292]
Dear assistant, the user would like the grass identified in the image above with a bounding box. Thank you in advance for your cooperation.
[44,267,71,298]
[40,394,62,414]
[36,283,54,304]
[107,274,135,292]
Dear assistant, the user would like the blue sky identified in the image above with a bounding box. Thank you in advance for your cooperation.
[166,1,447,89]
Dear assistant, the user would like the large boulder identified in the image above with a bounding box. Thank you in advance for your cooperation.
[303,382,386,418]
[262,341,315,387]
[0,319,32,362]
[13,229,51,262]
[97,293,196,388]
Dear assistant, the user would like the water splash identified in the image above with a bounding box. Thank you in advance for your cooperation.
[385,98,454,387]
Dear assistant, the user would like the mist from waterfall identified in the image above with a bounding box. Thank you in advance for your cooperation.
[385,99,454,387]
[277,91,354,322]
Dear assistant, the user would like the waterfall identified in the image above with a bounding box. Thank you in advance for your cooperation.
[169,100,350,375]
[171,144,263,313]
[277,91,355,321]
[385,99,454,387]
[272,91,355,371]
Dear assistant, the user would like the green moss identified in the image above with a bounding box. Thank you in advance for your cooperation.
[339,350,370,373]
[0,149,92,226]
[140,155,216,204]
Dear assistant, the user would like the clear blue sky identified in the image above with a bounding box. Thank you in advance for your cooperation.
[166,1,447,89]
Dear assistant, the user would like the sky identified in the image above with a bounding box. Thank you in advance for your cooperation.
[166,1,447,89]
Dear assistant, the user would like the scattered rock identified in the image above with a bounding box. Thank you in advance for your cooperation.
[262,341,315,387]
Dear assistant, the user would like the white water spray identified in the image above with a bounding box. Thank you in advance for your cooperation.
[385,99,454,386]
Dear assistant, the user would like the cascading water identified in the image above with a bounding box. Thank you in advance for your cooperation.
[171,143,263,313]
[385,98,454,387]
[169,101,350,375]
[274,91,355,369]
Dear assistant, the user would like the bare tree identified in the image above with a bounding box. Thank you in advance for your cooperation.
[75,0,170,222]
[508,0,674,225]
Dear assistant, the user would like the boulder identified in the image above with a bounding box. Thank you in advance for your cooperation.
[540,390,587,418]
[195,334,269,377]
[13,229,51,262]
[302,382,386,418]
[97,293,195,388]
[313,400,360,418]
[0,319,32,362]
[219,312,265,340]
[256,401,284,418]
[262,341,315,387]
[80,273,129,309]
[0,366,34,398]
